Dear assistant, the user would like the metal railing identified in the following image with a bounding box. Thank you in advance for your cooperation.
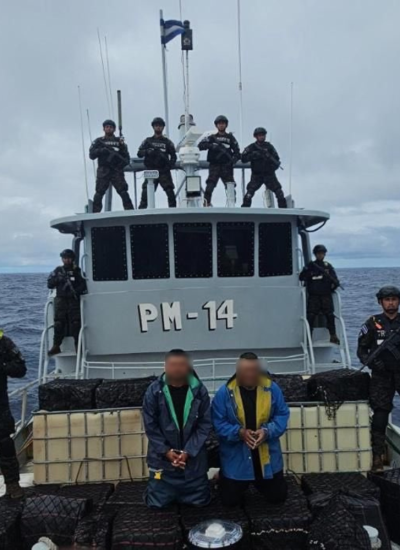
[333,290,352,368]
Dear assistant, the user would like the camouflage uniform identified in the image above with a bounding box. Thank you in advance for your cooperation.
[198,132,240,205]
[0,333,26,485]
[357,313,400,455]
[47,266,87,348]
[89,135,134,213]
[241,141,286,208]
[137,135,177,208]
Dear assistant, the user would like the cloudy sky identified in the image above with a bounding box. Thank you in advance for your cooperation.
[1,0,399,272]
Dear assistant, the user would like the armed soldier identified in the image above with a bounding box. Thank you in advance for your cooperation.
[198,115,240,206]
[138,117,177,208]
[47,249,87,356]
[0,331,26,499]
[241,127,287,208]
[89,119,134,213]
[357,286,400,472]
[299,245,340,345]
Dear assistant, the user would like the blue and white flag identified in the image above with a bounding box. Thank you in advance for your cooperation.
[160,19,184,45]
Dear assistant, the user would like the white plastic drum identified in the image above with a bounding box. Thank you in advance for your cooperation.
[189,520,243,549]
[363,525,381,549]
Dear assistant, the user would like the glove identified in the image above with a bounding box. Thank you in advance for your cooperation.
[211,143,220,149]
[145,147,155,155]
[371,359,386,373]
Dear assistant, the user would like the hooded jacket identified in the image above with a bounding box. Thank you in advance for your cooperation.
[143,373,211,478]
[212,374,289,480]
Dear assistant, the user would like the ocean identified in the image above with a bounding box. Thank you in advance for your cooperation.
[1,269,400,422]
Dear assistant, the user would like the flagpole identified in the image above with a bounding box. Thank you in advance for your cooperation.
[160,10,170,136]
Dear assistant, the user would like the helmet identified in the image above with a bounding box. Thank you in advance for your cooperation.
[313,244,327,254]
[152,117,165,127]
[376,286,400,301]
[253,127,267,137]
[60,249,75,260]
[214,115,228,126]
[103,119,116,129]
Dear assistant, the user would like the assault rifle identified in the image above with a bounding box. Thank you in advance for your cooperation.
[144,147,171,169]
[311,261,344,291]
[96,141,129,170]
[208,136,235,164]
[61,268,78,300]
[363,325,400,369]
[253,143,281,170]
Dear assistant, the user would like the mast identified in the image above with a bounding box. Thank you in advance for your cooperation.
[160,10,170,136]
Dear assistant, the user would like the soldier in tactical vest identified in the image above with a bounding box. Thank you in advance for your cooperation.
[89,119,134,213]
[0,331,26,499]
[138,117,177,208]
[241,127,287,208]
[299,244,340,345]
[47,249,87,357]
[357,286,400,472]
[198,115,240,206]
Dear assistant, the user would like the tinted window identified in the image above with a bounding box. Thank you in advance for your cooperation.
[259,222,293,277]
[217,222,254,277]
[174,223,212,278]
[131,224,170,279]
[92,226,128,281]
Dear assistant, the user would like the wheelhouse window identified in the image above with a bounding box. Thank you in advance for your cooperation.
[173,223,212,278]
[91,226,128,281]
[217,222,254,277]
[131,224,170,279]
[259,222,293,277]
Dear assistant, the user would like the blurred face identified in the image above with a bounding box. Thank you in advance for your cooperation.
[62,257,73,268]
[165,355,191,384]
[381,297,400,316]
[154,124,164,135]
[315,251,326,261]
[236,358,261,388]
[217,122,227,133]
[104,125,115,136]
[255,133,266,143]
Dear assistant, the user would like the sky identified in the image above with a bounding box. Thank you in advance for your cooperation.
[1,0,399,272]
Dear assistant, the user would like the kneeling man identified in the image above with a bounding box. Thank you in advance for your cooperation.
[143,349,212,508]
[212,352,289,507]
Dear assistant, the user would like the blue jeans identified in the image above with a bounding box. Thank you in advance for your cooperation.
[145,469,211,509]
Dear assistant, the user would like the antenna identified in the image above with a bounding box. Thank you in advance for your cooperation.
[97,28,111,116]
[237,0,244,146]
[78,86,89,201]
[289,81,294,195]
[86,109,96,180]
[105,36,115,119]
[117,90,123,137]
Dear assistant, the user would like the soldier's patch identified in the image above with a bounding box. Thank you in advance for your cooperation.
[360,324,369,335]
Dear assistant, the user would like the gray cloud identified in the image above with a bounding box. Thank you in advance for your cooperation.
[1,0,399,271]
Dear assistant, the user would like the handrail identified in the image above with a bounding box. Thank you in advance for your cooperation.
[38,297,55,384]
[333,290,352,368]
[300,287,315,372]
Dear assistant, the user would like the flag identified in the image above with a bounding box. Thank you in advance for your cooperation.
[160,19,184,45]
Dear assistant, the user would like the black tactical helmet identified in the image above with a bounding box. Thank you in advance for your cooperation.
[152,117,166,127]
[253,127,267,137]
[313,244,327,254]
[376,286,400,301]
[60,249,75,260]
[214,115,228,126]
[103,119,116,129]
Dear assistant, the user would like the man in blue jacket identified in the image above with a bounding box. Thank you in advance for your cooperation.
[143,349,212,508]
[212,352,289,507]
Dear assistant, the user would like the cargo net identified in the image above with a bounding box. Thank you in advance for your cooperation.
[302,473,380,500]
[307,497,372,549]
[0,500,21,550]
[248,477,312,550]
[105,480,148,508]
[368,468,400,545]
[38,378,103,411]
[270,374,308,403]
[307,369,370,419]
[95,376,157,409]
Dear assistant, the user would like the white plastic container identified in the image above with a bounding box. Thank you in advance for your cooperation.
[363,525,381,549]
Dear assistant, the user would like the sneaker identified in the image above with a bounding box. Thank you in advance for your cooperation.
[48,345,61,357]
[330,334,340,345]
[371,454,384,473]
[6,482,24,499]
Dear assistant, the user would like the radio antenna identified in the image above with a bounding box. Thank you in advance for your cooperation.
[289,81,294,196]
[237,0,244,146]
[86,108,96,180]
[105,36,115,119]
[117,90,123,137]
[78,86,89,201]
[97,28,111,116]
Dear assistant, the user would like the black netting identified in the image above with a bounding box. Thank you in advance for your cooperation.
[75,510,114,549]
[112,507,182,549]
[307,369,370,418]
[369,468,400,544]
[270,374,308,403]
[0,500,22,550]
[308,492,391,550]
[205,430,220,469]
[38,379,103,411]
[95,376,156,409]
[58,482,114,513]
[247,477,311,550]
[302,473,380,499]
[21,494,90,548]
[24,484,60,498]
[307,497,372,549]
[105,481,148,507]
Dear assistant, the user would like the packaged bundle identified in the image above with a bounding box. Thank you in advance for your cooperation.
[38,378,102,411]
[270,374,308,403]
[96,376,156,408]
[302,472,379,499]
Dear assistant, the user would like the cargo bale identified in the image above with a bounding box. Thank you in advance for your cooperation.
[301,472,379,499]
[38,378,103,411]
[0,500,22,550]
[369,468,400,544]
[96,376,157,409]
[270,374,308,403]
[59,482,114,513]
[105,481,147,508]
